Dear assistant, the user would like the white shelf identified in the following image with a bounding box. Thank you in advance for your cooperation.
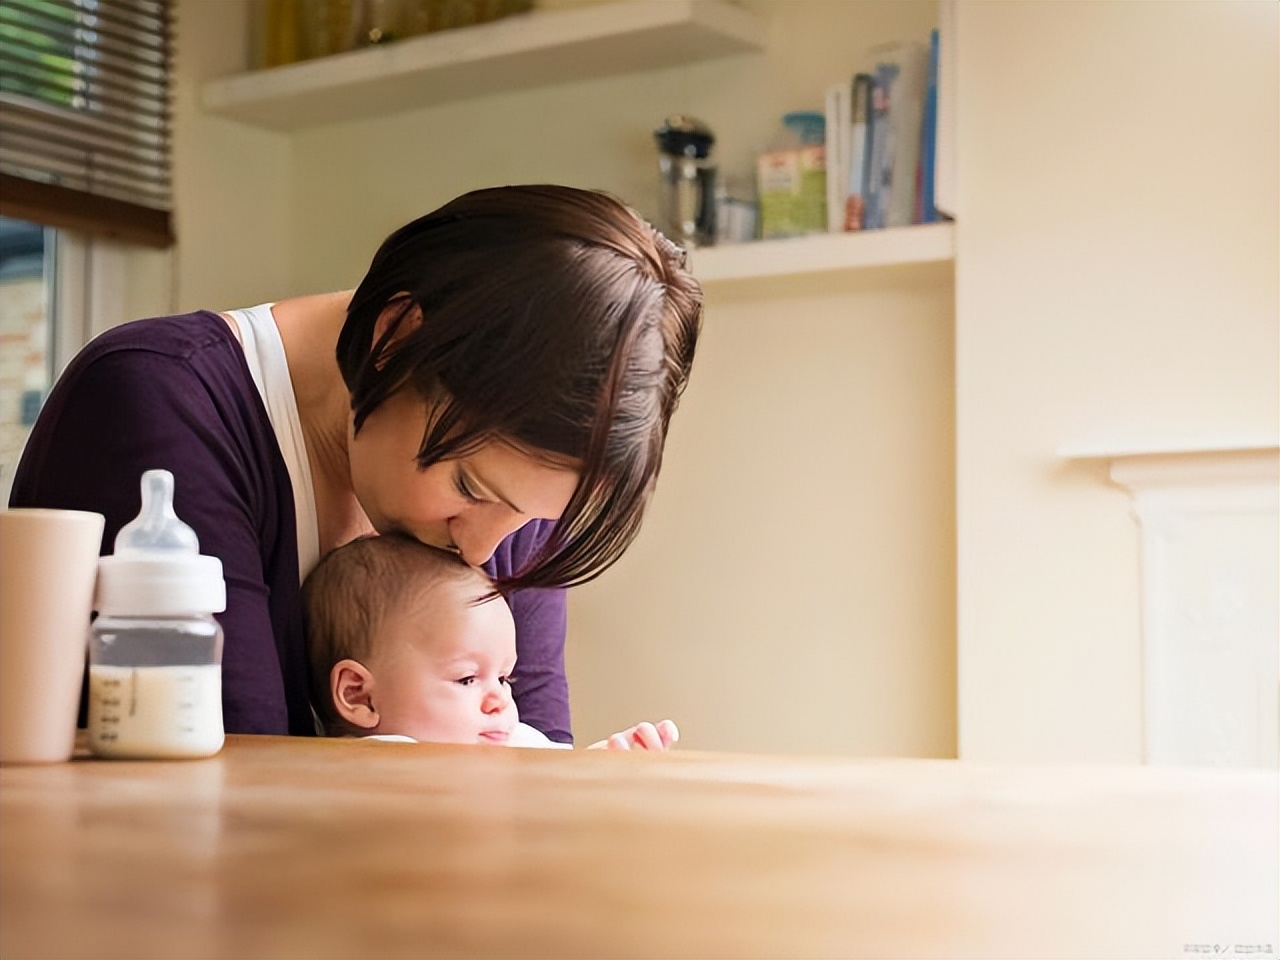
[688,222,955,283]
[200,0,765,131]
[1058,439,1280,461]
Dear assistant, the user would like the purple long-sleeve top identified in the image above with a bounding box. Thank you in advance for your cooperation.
[9,311,572,742]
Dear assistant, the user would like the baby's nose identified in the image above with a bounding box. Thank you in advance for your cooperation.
[482,685,512,714]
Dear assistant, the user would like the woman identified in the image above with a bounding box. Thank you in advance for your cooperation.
[10,185,702,743]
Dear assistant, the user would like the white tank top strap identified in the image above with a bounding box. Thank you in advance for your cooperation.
[223,303,321,585]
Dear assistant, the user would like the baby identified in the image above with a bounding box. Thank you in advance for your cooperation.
[303,534,678,751]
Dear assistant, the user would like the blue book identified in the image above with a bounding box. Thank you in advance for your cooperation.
[865,62,897,230]
[863,39,929,229]
[919,28,940,223]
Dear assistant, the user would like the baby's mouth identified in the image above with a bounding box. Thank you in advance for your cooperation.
[478,729,510,743]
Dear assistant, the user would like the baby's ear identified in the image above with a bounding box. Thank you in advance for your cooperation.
[331,659,379,730]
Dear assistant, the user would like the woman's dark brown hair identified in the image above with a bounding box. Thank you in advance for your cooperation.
[337,184,702,591]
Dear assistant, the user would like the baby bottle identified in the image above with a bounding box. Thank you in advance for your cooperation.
[88,469,227,759]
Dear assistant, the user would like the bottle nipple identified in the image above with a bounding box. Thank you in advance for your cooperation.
[114,469,200,556]
[96,469,225,618]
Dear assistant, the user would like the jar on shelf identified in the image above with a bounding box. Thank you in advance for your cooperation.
[654,114,718,250]
[262,0,303,67]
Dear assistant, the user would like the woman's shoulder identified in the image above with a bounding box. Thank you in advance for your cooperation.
[56,310,256,411]
[485,518,558,581]
[22,309,274,493]
[79,310,235,363]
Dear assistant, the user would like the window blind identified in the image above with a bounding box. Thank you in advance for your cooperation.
[0,0,173,247]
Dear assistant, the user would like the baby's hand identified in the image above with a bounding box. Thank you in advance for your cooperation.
[587,720,679,751]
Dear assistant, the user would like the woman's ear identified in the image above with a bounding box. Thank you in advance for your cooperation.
[331,659,380,731]
[372,300,423,360]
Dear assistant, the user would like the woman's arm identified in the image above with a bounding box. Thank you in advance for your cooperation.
[486,520,572,744]
[11,326,306,734]
[506,583,571,744]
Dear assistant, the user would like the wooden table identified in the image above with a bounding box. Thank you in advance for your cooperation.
[1,735,1275,959]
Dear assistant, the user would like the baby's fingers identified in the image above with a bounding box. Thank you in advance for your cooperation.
[629,722,664,751]
[585,733,630,750]
[587,722,679,751]
[633,720,679,750]
[656,719,679,747]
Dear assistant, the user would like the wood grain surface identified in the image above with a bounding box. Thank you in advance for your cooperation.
[1,734,1275,959]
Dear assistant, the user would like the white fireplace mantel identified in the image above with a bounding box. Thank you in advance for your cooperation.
[1064,441,1279,769]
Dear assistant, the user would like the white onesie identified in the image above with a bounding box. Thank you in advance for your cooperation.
[364,722,572,749]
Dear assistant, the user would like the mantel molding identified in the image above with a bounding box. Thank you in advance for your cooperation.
[1062,442,1279,514]
[1107,447,1279,519]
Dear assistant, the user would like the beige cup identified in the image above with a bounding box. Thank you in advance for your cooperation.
[0,508,105,764]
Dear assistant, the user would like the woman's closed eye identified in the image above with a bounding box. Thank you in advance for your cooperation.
[453,467,483,504]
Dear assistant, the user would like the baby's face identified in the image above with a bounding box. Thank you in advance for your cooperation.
[366,577,519,744]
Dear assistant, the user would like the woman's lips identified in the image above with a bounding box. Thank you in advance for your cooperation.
[478,730,510,743]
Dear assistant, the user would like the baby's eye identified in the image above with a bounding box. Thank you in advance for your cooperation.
[456,676,476,686]
[500,675,514,686]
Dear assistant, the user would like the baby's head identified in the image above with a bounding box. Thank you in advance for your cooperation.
[303,534,519,744]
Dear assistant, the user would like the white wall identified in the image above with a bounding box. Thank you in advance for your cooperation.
[572,263,956,756]
[954,1,1279,761]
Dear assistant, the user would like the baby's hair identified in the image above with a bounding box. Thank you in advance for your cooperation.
[302,534,491,735]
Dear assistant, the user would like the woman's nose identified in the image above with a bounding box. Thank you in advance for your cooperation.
[451,512,526,567]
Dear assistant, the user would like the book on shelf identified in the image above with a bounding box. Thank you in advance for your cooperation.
[917,28,941,224]
[788,30,945,238]
[824,80,851,233]
[869,39,929,229]
[933,3,956,220]
[844,72,872,231]
[821,72,873,233]
[863,59,894,230]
